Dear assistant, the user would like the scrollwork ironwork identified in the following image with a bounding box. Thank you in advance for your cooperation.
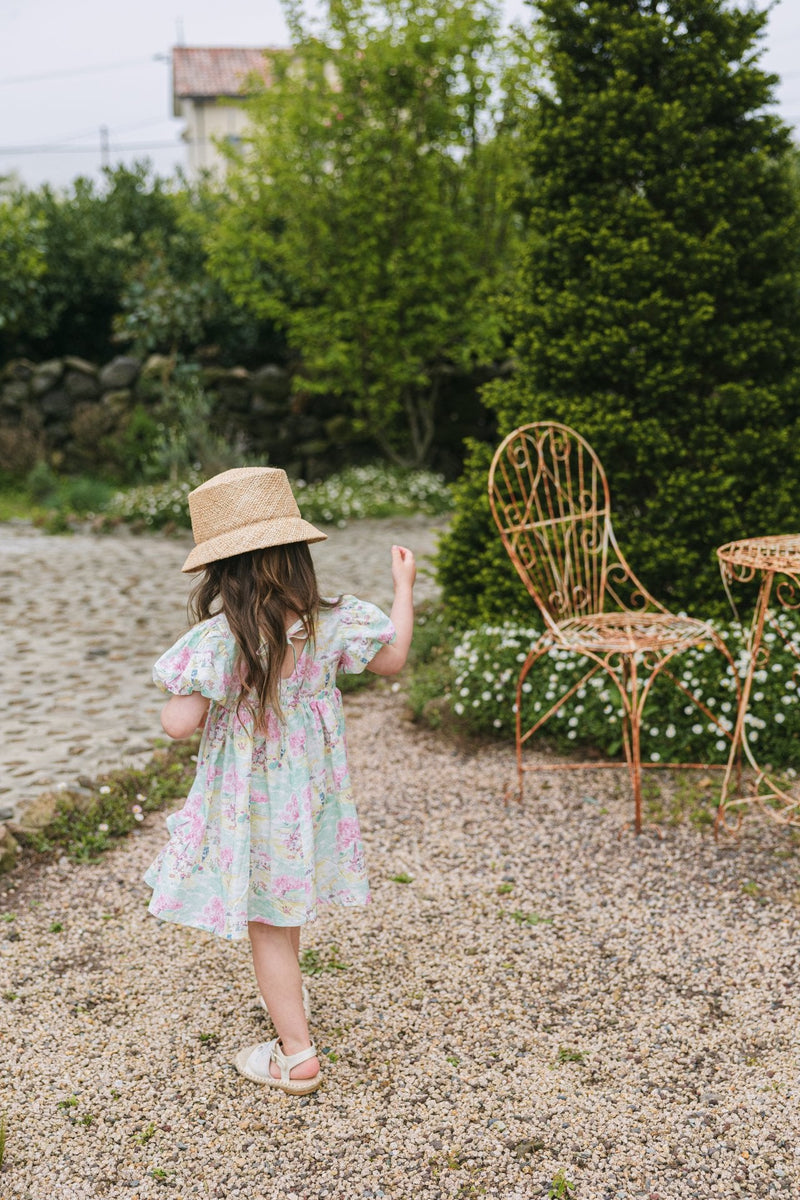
[489,421,741,834]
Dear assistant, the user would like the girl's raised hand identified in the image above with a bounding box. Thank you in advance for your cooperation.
[391,544,416,589]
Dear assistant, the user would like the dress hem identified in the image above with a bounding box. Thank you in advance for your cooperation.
[146,890,372,941]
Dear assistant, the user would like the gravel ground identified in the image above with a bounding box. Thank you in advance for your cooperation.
[2,521,800,1199]
[2,690,800,1199]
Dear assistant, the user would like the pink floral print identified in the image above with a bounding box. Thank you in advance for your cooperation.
[144,595,395,940]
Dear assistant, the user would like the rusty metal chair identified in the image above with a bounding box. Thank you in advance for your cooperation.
[488,422,740,832]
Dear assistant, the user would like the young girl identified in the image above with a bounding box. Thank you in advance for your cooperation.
[144,466,415,1095]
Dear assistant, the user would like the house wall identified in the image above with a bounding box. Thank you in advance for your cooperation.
[178,98,253,176]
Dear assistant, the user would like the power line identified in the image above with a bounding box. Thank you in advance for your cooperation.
[0,56,163,87]
[0,139,184,156]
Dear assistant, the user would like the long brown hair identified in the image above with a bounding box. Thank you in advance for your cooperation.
[190,542,330,724]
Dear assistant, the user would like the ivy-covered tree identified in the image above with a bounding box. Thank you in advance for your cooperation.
[112,184,282,364]
[439,0,800,621]
[0,193,48,347]
[0,163,181,362]
[207,0,521,467]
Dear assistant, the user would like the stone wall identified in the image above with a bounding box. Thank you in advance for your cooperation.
[0,353,363,481]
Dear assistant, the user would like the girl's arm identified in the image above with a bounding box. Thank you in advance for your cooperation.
[161,692,210,739]
[368,545,416,677]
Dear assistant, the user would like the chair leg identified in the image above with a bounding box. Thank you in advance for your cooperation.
[621,654,643,835]
[515,640,549,802]
[630,705,643,836]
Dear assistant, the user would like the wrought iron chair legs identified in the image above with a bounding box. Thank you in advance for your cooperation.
[512,632,741,835]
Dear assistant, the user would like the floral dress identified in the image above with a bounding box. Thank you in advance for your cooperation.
[143,595,395,941]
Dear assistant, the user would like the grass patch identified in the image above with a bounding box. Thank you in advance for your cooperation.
[16,739,199,862]
[643,774,720,829]
[548,1172,576,1200]
[510,910,552,926]
[135,1122,157,1146]
[556,1047,586,1064]
[299,945,349,975]
[0,480,34,521]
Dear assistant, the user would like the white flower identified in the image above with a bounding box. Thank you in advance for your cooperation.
[665,725,676,739]
[775,712,785,724]
[98,822,109,833]
[715,740,727,752]
[692,724,703,735]
[99,785,111,795]
[650,752,661,762]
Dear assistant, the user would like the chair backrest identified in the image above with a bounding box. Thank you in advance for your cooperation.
[489,422,613,628]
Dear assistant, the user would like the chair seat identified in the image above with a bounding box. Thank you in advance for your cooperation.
[555,611,710,655]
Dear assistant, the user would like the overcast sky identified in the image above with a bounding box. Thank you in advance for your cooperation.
[0,0,798,190]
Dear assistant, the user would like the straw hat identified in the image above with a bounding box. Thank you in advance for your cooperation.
[182,467,327,573]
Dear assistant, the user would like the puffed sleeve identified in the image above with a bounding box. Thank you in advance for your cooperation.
[152,616,237,702]
[335,595,396,675]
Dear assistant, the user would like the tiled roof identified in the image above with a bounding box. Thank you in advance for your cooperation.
[172,46,281,100]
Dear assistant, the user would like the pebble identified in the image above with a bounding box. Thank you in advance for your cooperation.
[1,522,800,1197]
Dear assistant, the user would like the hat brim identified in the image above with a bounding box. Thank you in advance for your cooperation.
[182,517,328,573]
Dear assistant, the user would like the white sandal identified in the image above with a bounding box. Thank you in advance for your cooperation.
[234,1038,321,1094]
[259,981,311,1021]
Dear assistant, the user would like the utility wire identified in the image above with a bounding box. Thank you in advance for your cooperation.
[0,139,186,156]
[0,56,163,87]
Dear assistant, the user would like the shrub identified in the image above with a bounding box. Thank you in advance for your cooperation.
[105,463,452,530]
[439,0,800,622]
[294,465,452,525]
[105,475,201,529]
[443,614,800,768]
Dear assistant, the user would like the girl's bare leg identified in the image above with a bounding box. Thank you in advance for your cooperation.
[248,921,319,1080]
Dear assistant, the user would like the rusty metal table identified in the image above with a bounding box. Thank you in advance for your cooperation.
[716,534,800,832]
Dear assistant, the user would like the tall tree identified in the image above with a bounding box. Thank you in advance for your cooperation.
[439,0,800,621]
[207,0,520,467]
